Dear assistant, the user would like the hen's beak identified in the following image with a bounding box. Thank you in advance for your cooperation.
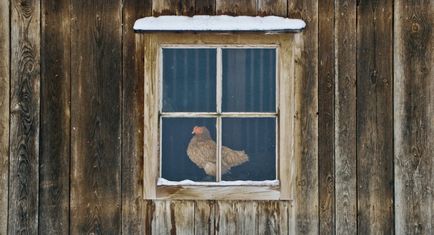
[192,130,195,134]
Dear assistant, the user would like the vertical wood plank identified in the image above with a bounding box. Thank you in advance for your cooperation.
[152,0,195,16]
[143,200,155,234]
[394,0,434,234]
[195,0,215,15]
[214,201,262,235]
[288,1,319,234]
[357,0,394,234]
[213,202,290,234]
[279,201,289,235]
[8,0,41,233]
[256,0,287,16]
[172,201,195,235]
[70,1,122,234]
[152,200,172,235]
[0,0,10,234]
[195,201,216,235]
[318,0,335,234]
[288,198,296,234]
[216,0,256,15]
[257,201,279,234]
[234,202,257,235]
[121,0,151,234]
[39,0,71,233]
[334,0,357,234]
[215,202,236,234]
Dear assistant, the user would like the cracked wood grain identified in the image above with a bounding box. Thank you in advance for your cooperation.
[8,0,41,233]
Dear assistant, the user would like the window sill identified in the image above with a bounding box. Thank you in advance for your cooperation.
[155,184,282,200]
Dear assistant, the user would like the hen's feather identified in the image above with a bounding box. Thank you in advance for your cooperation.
[221,146,249,173]
[187,138,216,168]
[187,126,249,177]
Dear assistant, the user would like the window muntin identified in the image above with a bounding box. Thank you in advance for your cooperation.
[159,46,278,184]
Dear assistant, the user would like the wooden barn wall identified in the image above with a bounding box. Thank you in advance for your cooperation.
[0,0,432,234]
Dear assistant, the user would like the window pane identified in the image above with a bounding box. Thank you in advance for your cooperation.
[222,48,276,112]
[221,118,276,181]
[163,48,216,112]
[162,117,216,181]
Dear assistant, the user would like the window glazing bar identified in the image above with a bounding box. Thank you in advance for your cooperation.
[216,47,222,182]
[160,112,277,117]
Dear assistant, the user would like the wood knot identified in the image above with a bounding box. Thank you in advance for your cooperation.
[18,0,34,18]
[411,145,421,159]
[297,179,306,186]
[411,23,420,32]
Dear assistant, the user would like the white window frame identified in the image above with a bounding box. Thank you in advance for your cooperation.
[142,33,301,200]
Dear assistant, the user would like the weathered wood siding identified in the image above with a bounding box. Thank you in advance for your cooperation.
[39,0,71,233]
[317,0,334,234]
[357,0,394,233]
[335,0,357,234]
[8,0,40,234]
[288,0,319,233]
[0,0,10,234]
[0,0,432,234]
[122,0,151,234]
[70,0,123,234]
[394,0,433,234]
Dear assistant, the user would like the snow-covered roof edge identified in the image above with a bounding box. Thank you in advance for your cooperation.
[134,15,306,33]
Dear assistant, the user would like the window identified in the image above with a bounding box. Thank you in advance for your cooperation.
[161,46,277,183]
[142,33,300,200]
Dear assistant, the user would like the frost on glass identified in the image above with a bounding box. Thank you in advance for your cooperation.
[222,48,276,112]
[162,48,216,112]
[221,118,276,181]
[161,117,216,181]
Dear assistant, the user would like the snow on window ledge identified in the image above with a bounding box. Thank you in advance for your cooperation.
[157,178,280,186]
[134,15,305,33]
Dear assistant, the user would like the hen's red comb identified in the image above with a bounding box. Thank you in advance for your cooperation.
[192,126,203,134]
